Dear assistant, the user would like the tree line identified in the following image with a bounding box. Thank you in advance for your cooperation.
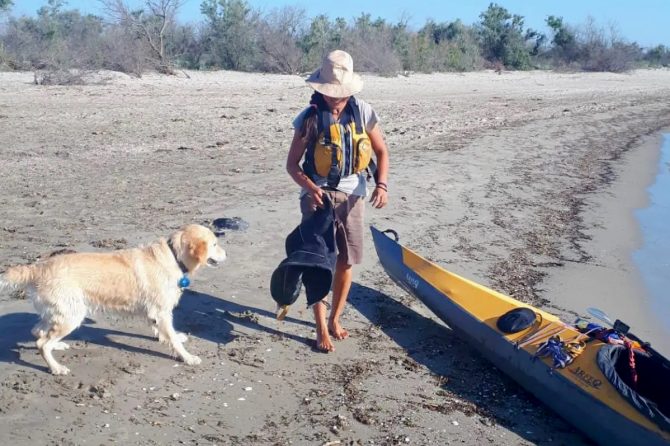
[1,0,669,81]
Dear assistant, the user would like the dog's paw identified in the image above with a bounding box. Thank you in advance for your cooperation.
[53,342,70,351]
[183,355,201,366]
[176,332,188,343]
[50,364,70,376]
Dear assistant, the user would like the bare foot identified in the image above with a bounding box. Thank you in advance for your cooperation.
[328,319,349,340]
[315,328,334,352]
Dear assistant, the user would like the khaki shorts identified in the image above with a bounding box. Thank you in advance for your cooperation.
[301,190,365,265]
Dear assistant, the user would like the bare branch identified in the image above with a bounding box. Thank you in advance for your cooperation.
[98,0,183,73]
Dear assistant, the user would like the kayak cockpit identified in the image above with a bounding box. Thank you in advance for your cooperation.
[598,344,670,431]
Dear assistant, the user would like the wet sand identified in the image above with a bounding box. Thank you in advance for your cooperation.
[1,69,670,445]
[542,130,670,356]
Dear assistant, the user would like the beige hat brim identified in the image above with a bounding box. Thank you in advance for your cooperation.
[306,69,363,98]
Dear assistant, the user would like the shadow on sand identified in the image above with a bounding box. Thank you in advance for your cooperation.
[0,290,317,373]
[175,289,315,349]
[348,281,591,445]
[0,312,170,373]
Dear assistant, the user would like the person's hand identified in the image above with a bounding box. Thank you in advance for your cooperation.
[369,183,388,209]
[308,186,324,210]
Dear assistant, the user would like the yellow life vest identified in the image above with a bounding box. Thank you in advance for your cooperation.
[313,120,372,178]
[304,97,373,188]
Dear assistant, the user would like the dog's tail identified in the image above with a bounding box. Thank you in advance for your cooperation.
[0,265,36,292]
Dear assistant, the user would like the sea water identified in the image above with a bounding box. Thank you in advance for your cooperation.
[633,133,670,339]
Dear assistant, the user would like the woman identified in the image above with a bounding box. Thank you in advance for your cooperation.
[286,50,390,352]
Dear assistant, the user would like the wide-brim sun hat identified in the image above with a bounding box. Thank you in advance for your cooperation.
[306,50,363,98]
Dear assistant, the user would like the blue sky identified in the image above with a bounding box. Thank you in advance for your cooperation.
[8,0,670,47]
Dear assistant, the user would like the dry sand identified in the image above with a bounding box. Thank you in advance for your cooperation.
[1,68,670,445]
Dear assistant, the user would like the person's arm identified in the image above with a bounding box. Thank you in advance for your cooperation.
[286,129,324,207]
[368,124,389,209]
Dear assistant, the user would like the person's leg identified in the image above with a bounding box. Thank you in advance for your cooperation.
[313,300,334,351]
[328,193,364,340]
[298,192,333,350]
[328,259,352,339]
[309,190,360,350]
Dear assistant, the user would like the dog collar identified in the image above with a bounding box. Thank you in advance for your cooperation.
[167,239,190,288]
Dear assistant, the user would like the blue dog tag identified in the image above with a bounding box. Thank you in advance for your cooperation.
[178,276,191,288]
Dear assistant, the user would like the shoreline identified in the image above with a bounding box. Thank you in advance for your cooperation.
[633,131,670,347]
[540,129,670,356]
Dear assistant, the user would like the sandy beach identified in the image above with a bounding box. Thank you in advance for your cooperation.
[1,68,670,445]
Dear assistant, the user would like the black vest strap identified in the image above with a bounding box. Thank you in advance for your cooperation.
[323,97,362,188]
[319,107,340,188]
[347,97,363,135]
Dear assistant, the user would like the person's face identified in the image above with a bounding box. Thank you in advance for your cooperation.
[323,95,349,113]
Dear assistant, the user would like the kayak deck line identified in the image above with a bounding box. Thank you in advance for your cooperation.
[515,323,566,348]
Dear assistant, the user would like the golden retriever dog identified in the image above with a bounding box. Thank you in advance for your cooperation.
[0,224,226,375]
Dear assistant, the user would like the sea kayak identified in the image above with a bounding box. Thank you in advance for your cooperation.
[371,226,670,446]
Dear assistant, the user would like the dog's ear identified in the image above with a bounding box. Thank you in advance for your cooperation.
[170,230,183,252]
[188,239,208,265]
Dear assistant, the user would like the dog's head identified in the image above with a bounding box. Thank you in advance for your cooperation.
[170,224,227,274]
